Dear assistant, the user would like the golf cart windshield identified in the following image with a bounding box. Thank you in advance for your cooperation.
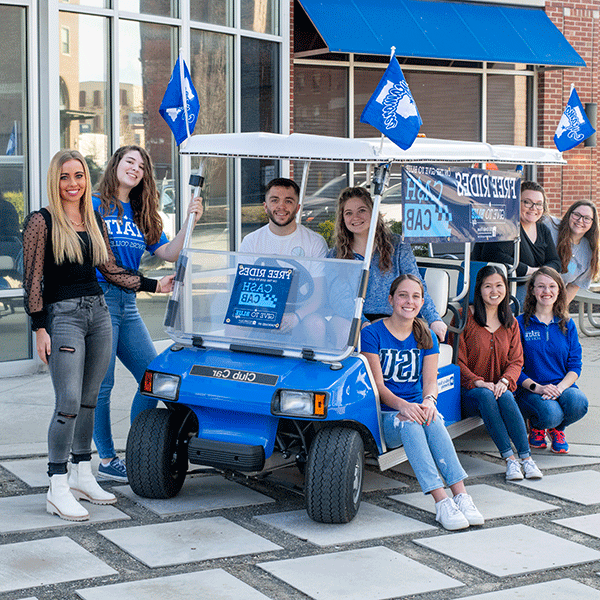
[164,250,364,361]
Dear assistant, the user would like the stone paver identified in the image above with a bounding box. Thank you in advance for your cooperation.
[390,483,558,520]
[459,578,600,599]
[99,516,282,568]
[0,493,129,534]
[0,456,102,488]
[255,502,435,547]
[522,453,600,470]
[414,524,600,577]
[554,513,600,539]
[0,536,117,593]
[258,545,464,600]
[115,473,275,516]
[514,470,600,505]
[76,569,271,600]
[391,452,505,478]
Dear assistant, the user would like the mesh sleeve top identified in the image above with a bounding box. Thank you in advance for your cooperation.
[22,208,158,331]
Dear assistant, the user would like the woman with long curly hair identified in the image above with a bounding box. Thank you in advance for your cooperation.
[546,200,599,305]
[516,266,588,454]
[327,186,446,340]
[22,149,173,521]
[92,146,203,483]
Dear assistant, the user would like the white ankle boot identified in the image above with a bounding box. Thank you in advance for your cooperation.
[47,473,89,521]
[68,461,117,505]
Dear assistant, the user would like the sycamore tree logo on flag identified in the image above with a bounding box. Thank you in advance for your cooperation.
[360,53,422,151]
[555,103,586,144]
[378,80,419,131]
[164,77,198,126]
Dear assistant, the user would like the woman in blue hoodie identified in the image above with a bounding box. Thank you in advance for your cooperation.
[516,266,588,454]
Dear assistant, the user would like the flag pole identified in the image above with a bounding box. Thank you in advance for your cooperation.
[178,47,191,145]
[378,46,396,155]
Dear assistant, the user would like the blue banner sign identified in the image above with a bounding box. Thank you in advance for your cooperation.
[401,166,520,243]
[225,263,294,329]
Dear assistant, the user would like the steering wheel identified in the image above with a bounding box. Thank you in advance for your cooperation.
[255,257,315,309]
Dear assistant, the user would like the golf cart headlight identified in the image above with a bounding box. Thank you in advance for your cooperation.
[277,390,327,417]
[141,371,180,400]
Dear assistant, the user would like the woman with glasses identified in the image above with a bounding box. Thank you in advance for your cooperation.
[476,181,560,308]
[544,201,599,305]
[516,267,588,454]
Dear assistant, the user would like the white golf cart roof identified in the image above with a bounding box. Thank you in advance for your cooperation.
[180,132,566,165]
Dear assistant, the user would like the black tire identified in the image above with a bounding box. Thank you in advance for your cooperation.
[126,408,189,499]
[305,427,364,524]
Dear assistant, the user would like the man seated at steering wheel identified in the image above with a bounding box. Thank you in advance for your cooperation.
[239,178,328,345]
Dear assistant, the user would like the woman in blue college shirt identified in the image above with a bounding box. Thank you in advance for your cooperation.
[93,146,203,482]
[516,266,588,454]
[361,274,483,531]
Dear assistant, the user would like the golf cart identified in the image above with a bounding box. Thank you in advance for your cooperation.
[126,133,565,523]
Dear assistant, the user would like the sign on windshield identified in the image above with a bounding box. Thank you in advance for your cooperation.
[401,166,520,243]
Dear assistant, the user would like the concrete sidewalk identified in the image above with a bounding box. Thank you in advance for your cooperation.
[0,330,599,600]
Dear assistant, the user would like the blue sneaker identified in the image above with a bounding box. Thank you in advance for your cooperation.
[548,429,569,454]
[97,458,128,482]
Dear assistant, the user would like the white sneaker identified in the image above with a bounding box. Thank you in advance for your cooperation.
[435,497,469,531]
[453,493,484,526]
[505,458,524,481]
[522,458,543,480]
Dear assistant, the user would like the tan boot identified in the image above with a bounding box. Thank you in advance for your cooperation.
[68,461,117,505]
[47,473,89,521]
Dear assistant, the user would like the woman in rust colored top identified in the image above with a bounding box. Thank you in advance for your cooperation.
[459,265,542,482]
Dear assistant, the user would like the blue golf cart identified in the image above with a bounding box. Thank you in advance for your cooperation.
[126,133,565,523]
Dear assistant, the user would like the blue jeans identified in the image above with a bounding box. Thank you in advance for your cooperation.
[382,411,468,494]
[93,283,158,459]
[47,296,112,470]
[516,386,589,431]
[462,387,530,459]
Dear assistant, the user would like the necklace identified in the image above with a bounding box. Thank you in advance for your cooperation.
[70,218,84,227]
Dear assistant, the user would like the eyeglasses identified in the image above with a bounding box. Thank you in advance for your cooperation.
[522,199,544,210]
[534,284,558,292]
[571,211,593,225]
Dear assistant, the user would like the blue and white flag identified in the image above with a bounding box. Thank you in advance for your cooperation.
[554,86,595,152]
[5,121,17,155]
[360,55,422,151]
[159,55,200,146]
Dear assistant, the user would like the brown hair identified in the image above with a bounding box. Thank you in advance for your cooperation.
[334,186,394,271]
[46,149,108,266]
[521,180,549,216]
[522,266,570,334]
[389,274,433,349]
[97,145,163,245]
[556,200,599,280]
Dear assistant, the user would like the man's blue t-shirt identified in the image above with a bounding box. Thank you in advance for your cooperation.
[93,195,168,282]
[361,319,439,406]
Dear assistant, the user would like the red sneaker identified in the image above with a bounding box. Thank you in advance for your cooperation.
[528,427,547,449]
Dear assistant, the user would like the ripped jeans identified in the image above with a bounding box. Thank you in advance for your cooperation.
[382,410,467,494]
[46,295,112,475]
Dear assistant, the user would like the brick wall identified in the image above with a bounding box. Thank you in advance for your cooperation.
[539,1,599,216]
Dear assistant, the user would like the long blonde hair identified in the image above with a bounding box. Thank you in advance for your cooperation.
[46,149,108,266]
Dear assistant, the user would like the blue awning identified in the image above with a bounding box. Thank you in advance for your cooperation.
[298,0,585,68]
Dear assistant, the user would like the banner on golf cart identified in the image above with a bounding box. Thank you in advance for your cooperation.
[401,166,521,243]
[224,263,293,329]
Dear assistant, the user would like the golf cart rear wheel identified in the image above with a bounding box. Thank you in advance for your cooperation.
[305,427,364,524]
[126,408,189,499]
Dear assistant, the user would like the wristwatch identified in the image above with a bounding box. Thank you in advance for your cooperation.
[500,377,509,386]
[529,382,536,391]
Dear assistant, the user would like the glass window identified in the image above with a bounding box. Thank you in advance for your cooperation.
[59,12,110,187]
[191,0,233,27]
[119,0,175,18]
[241,37,280,133]
[241,0,278,34]
[355,68,481,141]
[0,5,29,361]
[119,19,177,215]
[60,0,107,7]
[487,74,529,146]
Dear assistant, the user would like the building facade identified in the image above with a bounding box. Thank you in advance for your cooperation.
[0,0,597,376]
